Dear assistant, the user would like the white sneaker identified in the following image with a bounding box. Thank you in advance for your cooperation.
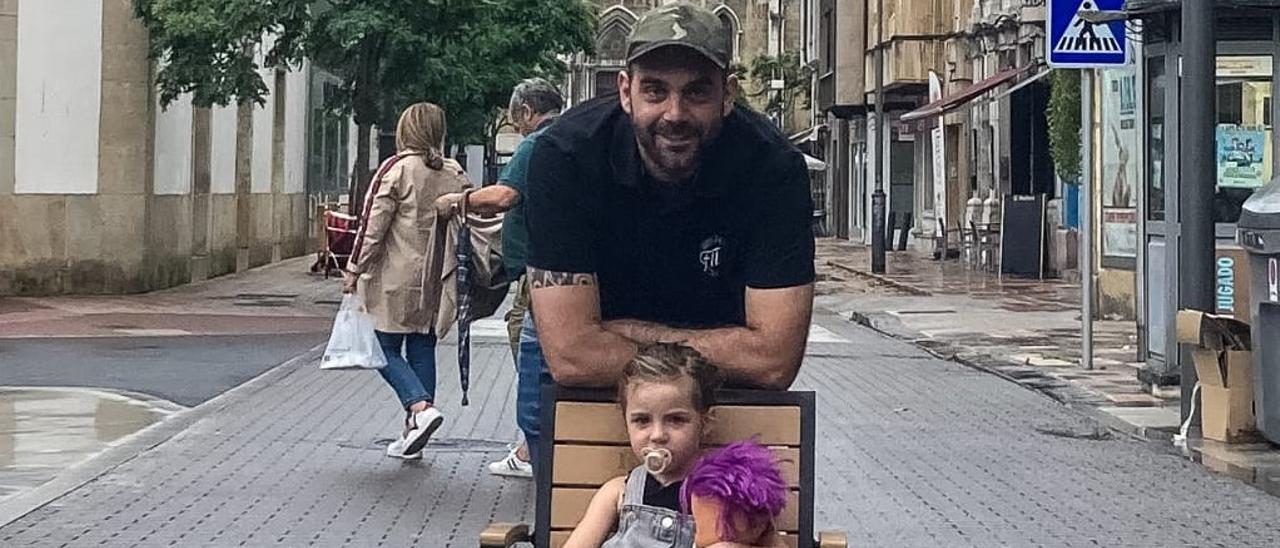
[402,407,444,455]
[386,436,422,460]
[487,446,533,478]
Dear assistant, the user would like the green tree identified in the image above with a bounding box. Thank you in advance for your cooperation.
[133,0,310,107]
[1048,69,1082,183]
[134,0,593,208]
[743,51,813,125]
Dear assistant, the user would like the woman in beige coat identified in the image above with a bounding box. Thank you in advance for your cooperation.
[343,102,469,460]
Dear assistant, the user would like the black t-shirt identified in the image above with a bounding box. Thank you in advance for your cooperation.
[643,473,683,511]
[525,96,816,328]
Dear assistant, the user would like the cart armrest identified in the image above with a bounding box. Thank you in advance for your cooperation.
[479,522,531,547]
[818,530,848,548]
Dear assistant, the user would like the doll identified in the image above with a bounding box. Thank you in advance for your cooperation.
[680,440,788,547]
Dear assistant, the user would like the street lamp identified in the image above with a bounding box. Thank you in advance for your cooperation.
[870,0,887,273]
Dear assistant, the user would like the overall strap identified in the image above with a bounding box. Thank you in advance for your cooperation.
[620,466,649,506]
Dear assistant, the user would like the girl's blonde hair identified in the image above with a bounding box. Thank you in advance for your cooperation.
[617,343,721,413]
[395,102,446,170]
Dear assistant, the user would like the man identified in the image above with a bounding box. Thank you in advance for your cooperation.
[458,77,563,478]
[521,2,816,467]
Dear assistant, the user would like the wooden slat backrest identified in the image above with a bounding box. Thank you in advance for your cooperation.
[547,530,804,548]
[537,387,816,548]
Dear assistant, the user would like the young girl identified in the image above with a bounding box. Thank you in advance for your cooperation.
[565,343,784,548]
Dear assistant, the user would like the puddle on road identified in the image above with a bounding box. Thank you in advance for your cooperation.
[1184,439,1280,499]
[0,388,173,502]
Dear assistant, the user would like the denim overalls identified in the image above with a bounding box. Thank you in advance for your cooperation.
[601,466,697,548]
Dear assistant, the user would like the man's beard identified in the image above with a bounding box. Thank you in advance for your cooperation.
[635,119,716,183]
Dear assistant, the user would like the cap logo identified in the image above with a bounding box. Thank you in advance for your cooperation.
[670,22,687,40]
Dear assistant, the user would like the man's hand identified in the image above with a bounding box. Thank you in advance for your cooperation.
[342,272,358,294]
[602,285,813,389]
[434,192,465,218]
[464,185,520,215]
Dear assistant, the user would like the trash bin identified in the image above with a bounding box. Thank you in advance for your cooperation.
[1237,175,1280,443]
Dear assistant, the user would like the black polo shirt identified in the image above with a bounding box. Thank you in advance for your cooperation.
[525,96,815,329]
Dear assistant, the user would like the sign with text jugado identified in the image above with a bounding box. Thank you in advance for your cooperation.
[1047,0,1128,68]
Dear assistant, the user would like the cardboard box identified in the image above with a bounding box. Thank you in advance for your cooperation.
[1193,350,1255,442]
[1176,310,1251,351]
[1191,349,1252,390]
[1201,384,1256,443]
[1182,309,1254,443]
[1181,310,1257,443]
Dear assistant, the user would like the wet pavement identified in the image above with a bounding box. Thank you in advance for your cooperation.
[0,257,339,518]
[1194,439,1280,498]
[815,239,1181,436]
[0,333,327,407]
[0,388,179,503]
[4,249,1280,544]
[7,310,1280,546]
[0,258,340,339]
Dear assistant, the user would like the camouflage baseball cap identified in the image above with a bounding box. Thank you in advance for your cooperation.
[626,2,730,69]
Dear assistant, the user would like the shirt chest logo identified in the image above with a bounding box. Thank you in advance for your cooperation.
[699,235,725,278]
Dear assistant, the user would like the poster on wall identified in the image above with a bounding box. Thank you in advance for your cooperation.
[1102,209,1138,257]
[1217,125,1268,188]
[1101,66,1138,259]
[929,71,946,234]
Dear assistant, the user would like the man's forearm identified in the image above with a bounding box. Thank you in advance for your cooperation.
[603,320,798,389]
[464,185,518,215]
[530,270,640,387]
[544,323,639,387]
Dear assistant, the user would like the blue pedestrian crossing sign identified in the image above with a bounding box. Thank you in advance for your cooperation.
[1047,0,1127,68]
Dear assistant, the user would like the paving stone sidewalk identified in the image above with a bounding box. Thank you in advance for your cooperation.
[4,299,1280,545]
[814,238,1183,439]
[0,257,340,339]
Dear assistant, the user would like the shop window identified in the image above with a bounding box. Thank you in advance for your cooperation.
[1214,55,1273,224]
[1147,57,1166,222]
[821,3,834,74]
[1218,16,1273,42]
[1009,82,1054,197]
[308,79,350,195]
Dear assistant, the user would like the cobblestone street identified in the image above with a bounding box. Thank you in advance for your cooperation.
[4,299,1280,546]
[2,0,1276,545]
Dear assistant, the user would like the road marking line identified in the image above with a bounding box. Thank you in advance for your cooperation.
[809,325,850,344]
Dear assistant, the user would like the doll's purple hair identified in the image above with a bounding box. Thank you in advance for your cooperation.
[680,439,788,540]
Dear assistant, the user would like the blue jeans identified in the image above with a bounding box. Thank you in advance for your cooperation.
[516,310,551,472]
[375,331,438,409]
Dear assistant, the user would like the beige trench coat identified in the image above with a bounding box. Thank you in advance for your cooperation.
[347,154,469,334]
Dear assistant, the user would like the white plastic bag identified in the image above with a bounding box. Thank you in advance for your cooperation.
[321,295,388,370]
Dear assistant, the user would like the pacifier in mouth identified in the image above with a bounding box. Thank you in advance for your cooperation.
[643,448,672,474]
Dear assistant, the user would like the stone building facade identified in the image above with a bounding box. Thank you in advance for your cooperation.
[0,0,357,295]
[561,0,810,134]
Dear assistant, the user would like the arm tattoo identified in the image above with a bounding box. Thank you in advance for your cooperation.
[528,268,596,289]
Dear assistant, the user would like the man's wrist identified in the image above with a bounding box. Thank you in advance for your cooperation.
[604,319,683,345]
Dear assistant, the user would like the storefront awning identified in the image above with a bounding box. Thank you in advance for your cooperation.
[803,153,827,171]
[789,124,827,144]
[991,67,1053,101]
[898,67,1031,123]
[1127,0,1280,13]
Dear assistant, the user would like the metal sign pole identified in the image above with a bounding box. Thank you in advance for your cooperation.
[1047,0,1130,370]
[1081,69,1095,370]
